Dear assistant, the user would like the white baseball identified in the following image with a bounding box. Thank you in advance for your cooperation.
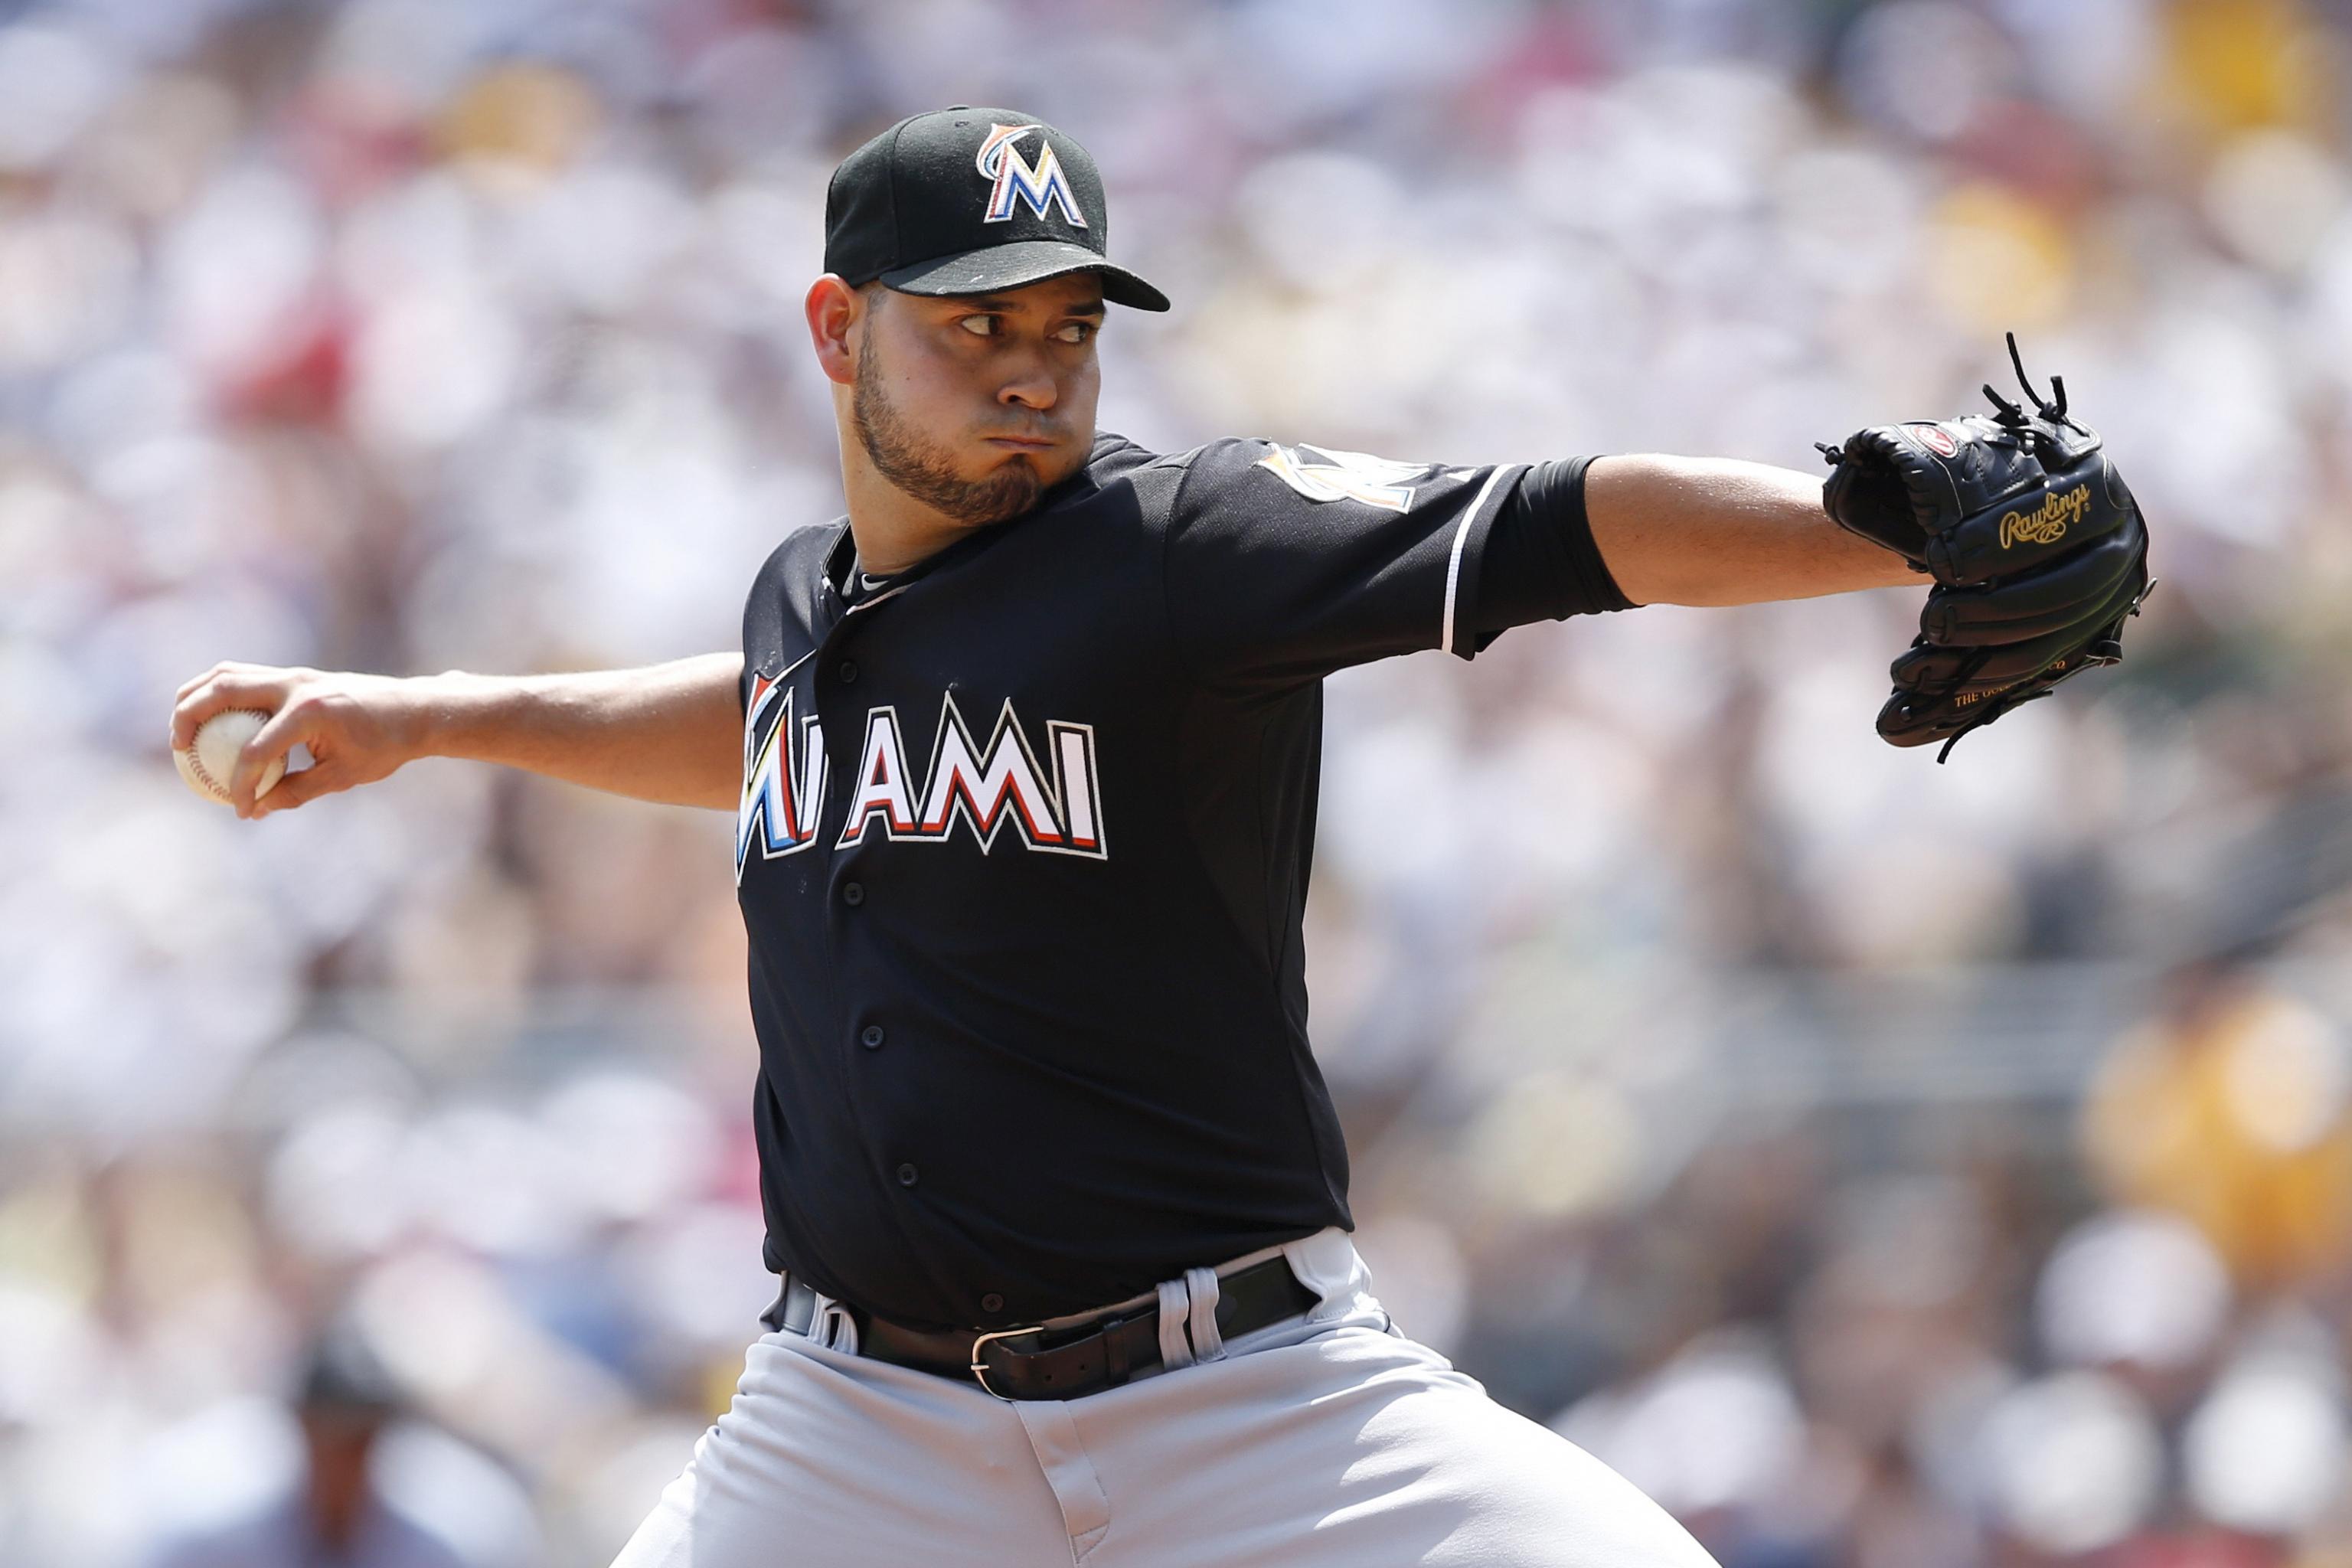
[177,707,283,806]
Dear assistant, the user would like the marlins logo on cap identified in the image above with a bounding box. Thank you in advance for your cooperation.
[976,124,1088,227]
[822,106,1171,311]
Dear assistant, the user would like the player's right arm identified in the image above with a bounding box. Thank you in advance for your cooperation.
[169,654,745,818]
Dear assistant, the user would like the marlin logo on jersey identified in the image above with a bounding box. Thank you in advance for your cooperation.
[840,692,1105,858]
[1254,442,1428,512]
[737,672,828,881]
[975,123,1088,227]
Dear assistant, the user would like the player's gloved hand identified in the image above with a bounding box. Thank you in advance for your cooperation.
[171,662,423,818]
[1815,335,2154,762]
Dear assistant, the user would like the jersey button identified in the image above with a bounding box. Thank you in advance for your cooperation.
[838,659,858,684]
[981,1292,1005,1315]
[895,1162,919,1187]
[842,881,864,906]
[860,1024,886,1050]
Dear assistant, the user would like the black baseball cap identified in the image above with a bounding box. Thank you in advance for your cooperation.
[824,106,1170,312]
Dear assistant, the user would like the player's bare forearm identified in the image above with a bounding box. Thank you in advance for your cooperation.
[1584,453,1920,607]
[172,653,745,817]
[410,655,745,810]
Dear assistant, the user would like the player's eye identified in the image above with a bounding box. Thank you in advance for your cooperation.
[1056,322,1096,345]
[958,315,1000,338]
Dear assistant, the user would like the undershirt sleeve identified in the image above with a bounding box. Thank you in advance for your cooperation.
[1458,455,1636,655]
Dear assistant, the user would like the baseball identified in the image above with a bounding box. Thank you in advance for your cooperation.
[176,708,283,806]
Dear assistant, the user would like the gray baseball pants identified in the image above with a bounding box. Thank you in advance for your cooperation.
[609,1227,1723,1567]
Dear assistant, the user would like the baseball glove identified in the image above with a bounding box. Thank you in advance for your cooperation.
[1816,335,2154,762]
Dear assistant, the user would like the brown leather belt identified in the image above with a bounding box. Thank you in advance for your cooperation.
[766,1256,1321,1400]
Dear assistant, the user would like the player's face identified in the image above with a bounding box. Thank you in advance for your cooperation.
[851,273,1104,527]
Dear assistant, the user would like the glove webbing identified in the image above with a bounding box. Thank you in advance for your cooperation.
[1910,576,2157,763]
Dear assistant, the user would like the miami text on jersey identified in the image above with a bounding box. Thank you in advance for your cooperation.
[739,678,1105,882]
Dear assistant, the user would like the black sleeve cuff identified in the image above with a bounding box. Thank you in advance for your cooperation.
[1454,456,1635,658]
[1547,456,1635,614]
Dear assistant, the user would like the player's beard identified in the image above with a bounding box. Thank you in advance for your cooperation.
[852,336,1046,527]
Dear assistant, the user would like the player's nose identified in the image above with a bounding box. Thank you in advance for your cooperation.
[995,346,1059,410]
[997,372,1057,411]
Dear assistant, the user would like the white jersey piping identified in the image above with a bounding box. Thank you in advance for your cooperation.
[1440,463,1524,657]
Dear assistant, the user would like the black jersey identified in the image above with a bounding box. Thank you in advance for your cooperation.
[734,430,1627,1330]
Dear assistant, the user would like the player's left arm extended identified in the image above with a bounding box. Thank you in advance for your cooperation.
[1583,453,1918,607]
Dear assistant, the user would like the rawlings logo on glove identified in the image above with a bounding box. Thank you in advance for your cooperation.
[1999,484,2091,550]
[1816,335,2155,762]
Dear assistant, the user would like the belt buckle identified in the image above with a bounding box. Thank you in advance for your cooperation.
[969,1325,1037,1400]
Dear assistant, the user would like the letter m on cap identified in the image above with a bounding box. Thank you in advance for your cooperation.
[975,124,1088,227]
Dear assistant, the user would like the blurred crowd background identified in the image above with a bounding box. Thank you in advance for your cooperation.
[5,0,2352,1563]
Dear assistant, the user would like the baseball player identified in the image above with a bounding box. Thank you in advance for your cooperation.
[173,106,2146,1566]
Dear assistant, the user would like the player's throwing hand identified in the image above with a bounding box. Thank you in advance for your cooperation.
[170,662,422,818]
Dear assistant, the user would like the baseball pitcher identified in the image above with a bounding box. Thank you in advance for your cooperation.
[172,107,2148,1566]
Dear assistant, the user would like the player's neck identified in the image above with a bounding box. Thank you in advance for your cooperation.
[838,454,982,577]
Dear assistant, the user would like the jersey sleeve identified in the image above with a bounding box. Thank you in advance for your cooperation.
[740,528,825,719]
[1457,454,1635,655]
[1161,436,1604,686]
[740,551,777,720]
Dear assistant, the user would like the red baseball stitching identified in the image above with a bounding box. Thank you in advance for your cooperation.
[185,714,273,803]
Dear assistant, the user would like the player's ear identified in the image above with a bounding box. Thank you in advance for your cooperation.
[805,274,863,387]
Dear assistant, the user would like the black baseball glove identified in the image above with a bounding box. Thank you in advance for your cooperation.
[1816,335,2154,762]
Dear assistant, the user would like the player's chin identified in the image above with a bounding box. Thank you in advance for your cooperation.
[956,458,1049,525]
